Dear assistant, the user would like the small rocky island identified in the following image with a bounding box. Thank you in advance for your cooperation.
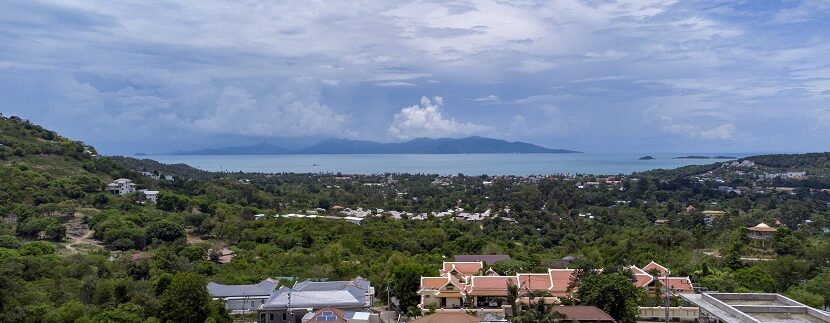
[639,155,656,160]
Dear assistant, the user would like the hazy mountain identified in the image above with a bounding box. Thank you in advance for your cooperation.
[167,143,292,155]
[165,137,578,155]
[294,136,579,154]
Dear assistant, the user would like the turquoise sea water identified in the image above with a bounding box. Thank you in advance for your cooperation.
[144,153,758,176]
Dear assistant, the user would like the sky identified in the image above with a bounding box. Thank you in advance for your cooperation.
[1,0,829,154]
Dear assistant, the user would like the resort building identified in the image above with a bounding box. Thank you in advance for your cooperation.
[419,261,693,310]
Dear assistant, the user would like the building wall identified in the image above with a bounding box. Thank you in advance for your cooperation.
[222,297,267,312]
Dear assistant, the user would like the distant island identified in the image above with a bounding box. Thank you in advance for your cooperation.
[639,155,655,160]
[163,136,580,155]
[674,155,737,160]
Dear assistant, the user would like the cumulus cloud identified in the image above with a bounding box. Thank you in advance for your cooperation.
[389,96,489,140]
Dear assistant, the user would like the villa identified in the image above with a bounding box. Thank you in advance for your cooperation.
[106,178,137,195]
[418,261,694,310]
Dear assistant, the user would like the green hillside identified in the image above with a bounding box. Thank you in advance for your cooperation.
[1,115,829,322]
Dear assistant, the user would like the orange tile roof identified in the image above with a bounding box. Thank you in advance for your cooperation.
[421,277,449,290]
[548,269,576,297]
[466,276,516,296]
[629,266,647,275]
[664,277,694,293]
[442,262,483,276]
[634,274,654,288]
[517,273,553,291]
[642,261,669,277]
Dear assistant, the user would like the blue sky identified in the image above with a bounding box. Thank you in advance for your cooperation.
[1,0,829,154]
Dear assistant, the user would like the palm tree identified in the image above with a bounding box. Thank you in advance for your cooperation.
[507,281,519,318]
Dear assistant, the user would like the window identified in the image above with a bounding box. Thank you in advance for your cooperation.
[261,314,266,322]
[269,313,274,321]
[282,312,287,320]
[251,301,255,307]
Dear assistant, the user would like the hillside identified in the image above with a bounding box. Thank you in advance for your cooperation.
[1,116,830,321]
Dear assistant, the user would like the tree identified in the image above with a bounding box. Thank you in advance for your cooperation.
[768,256,809,291]
[507,281,519,318]
[511,300,567,323]
[20,241,55,256]
[733,267,776,292]
[156,192,189,212]
[786,288,824,309]
[772,229,804,256]
[492,259,530,276]
[801,270,830,310]
[146,221,185,243]
[389,263,431,316]
[0,235,20,249]
[574,272,640,323]
[157,272,212,323]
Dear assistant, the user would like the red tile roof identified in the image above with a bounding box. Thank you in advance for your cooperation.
[517,273,553,291]
[421,277,449,290]
[642,261,669,277]
[552,306,616,322]
[466,276,516,296]
[664,277,694,293]
[548,269,576,297]
[634,274,654,288]
[442,261,483,276]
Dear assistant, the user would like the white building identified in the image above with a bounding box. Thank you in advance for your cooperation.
[107,178,137,195]
[140,190,159,203]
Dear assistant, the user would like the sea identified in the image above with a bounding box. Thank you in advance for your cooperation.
[143,152,758,176]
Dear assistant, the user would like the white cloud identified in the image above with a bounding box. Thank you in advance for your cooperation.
[389,96,489,139]
[659,116,736,140]
[473,94,501,103]
[516,59,556,73]
[191,85,350,137]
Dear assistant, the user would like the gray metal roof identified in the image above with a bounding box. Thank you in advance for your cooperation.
[261,287,364,309]
[208,279,278,298]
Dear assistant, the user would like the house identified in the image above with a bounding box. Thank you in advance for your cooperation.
[208,279,278,313]
[106,178,136,195]
[454,255,511,265]
[139,190,159,203]
[299,307,374,323]
[552,306,616,323]
[258,277,373,323]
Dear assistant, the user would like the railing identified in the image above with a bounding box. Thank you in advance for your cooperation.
[639,307,700,321]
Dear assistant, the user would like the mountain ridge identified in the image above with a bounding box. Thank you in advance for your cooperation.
[159,136,579,155]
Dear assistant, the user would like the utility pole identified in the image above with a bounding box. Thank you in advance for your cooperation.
[386,286,391,311]
[665,269,670,323]
[287,288,293,323]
